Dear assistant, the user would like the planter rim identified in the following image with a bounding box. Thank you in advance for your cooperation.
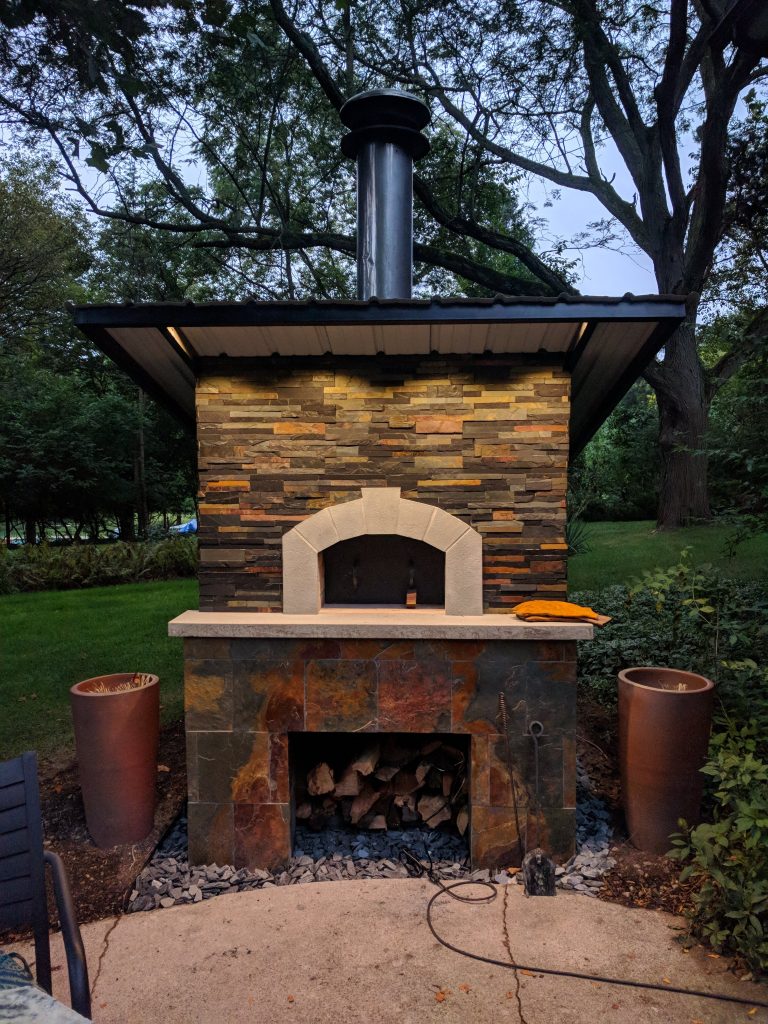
[70,672,159,698]
[618,666,714,694]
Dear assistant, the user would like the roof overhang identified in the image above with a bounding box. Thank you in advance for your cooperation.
[72,293,687,457]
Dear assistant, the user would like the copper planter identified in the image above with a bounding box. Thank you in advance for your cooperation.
[618,667,715,854]
[70,673,160,847]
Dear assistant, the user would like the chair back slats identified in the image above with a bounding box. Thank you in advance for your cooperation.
[0,759,25,788]
[0,826,31,859]
[0,782,26,813]
[0,897,34,929]
[0,850,31,882]
[0,755,50,981]
[0,874,33,907]
[0,805,28,834]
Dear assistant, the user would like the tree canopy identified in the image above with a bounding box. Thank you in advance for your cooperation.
[0,0,766,526]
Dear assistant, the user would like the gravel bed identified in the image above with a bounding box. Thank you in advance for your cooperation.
[128,758,615,912]
[126,821,472,913]
[515,757,616,896]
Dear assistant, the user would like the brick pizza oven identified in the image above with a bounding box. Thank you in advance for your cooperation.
[74,89,686,871]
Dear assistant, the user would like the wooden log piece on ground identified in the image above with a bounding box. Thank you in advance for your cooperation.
[350,783,379,825]
[307,762,334,795]
[334,766,362,797]
[350,744,381,777]
[418,794,451,827]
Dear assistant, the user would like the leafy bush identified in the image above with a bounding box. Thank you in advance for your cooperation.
[573,551,768,710]
[0,537,197,594]
[575,554,768,973]
[669,718,768,975]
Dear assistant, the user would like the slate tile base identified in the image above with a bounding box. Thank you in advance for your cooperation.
[185,637,576,871]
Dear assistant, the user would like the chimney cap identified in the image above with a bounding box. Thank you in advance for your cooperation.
[340,88,431,160]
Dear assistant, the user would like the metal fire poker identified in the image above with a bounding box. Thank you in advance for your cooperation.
[522,720,557,896]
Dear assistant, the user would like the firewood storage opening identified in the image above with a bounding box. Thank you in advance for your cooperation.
[290,733,470,843]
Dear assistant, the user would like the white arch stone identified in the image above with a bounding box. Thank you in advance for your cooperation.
[282,488,483,616]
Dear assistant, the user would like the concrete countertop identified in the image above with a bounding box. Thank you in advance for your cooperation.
[168,608,594,640]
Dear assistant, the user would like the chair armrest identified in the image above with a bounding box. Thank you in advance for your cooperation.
[44,850,92,1020]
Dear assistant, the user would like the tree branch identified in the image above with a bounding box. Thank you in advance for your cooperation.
[412,176,575,294]
[196,230,554,294]
[706,306,768,399]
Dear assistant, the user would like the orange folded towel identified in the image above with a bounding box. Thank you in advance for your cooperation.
[512,600,600,620]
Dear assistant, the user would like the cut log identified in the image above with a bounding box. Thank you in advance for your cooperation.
[415,761,430,786]
[456,807,469,836]
[334,766,362,797]
[392,770,420,796]
[295,801,312,820]
[374,765,399,782]
[350,743,381,777]
[307,762,335,796]
[350,783,379,825]
[442,772,455,798]
[368,815,387,830]
[418,794,451,827]
[421,739,442,756]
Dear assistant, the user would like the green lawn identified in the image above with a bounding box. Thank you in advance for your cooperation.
[1,578,197,760]
[569,520,768,591]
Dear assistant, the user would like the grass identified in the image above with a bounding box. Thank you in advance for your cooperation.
[1,578,197,761]
[569,520,768,590]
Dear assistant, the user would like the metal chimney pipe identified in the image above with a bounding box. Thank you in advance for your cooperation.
[340,89,431,300]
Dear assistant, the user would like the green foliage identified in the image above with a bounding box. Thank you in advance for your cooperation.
[0,538,197,594]
[574,550,768,708]
[669,718,768,975]
[569,383,659,522]
[564,516,591,556]
[577,551,768,972]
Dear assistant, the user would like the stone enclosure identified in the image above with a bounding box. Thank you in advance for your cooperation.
[196,355,570,612]
[185,635,576,870]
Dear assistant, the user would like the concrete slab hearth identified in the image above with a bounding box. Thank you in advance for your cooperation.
[17,880,765,1024]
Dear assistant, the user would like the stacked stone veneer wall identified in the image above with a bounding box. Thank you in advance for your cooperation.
[196,355,570,611]
[185,636,577,870]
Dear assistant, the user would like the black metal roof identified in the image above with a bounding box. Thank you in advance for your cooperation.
[72,293,687,457]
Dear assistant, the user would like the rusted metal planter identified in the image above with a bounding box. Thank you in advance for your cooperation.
[618,667,715,854]
[70,673,159,848]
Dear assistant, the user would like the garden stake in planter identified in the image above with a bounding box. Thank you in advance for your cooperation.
[70,672,159,847]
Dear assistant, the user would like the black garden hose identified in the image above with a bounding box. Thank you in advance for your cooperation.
[400,847,768,1012]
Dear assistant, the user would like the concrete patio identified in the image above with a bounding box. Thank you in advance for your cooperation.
[17,879,767,1023]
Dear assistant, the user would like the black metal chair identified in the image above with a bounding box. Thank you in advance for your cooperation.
[0,751,91,1019]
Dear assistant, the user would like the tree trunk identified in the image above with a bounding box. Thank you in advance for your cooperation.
[117,509,136,542]
[24,517,36,545]
[135,389,149,540]
[649,319,712,529]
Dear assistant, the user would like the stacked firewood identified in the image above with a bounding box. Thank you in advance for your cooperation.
[294,737,469,835]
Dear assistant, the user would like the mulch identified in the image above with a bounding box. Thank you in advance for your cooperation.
[0,720,187,944]
[2,701,695,943]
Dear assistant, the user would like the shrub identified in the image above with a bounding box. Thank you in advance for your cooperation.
[575,554,768,973]
[0,537,197,594]
[573,551,768,713]
[669,718,768,975]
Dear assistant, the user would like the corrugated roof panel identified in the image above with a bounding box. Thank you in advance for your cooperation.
[572,321,653,398]
[431,321,490,353]
[183,325,272,357]
[109,327,195,415]
[327,325,378,355]
[381,323,431,354]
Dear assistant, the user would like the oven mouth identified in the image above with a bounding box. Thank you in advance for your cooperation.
[322,535,445,608]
